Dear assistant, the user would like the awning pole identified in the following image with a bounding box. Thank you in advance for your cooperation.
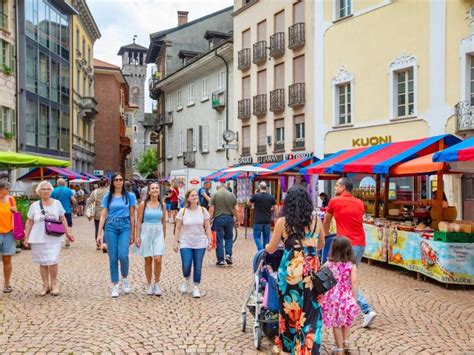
[383,175,389,218]
[375,174,381,218]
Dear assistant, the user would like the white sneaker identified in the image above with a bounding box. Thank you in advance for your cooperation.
[179,281,190,294]
[146,284,154,296]
[154,283,162,296]
[121,279,131,294]
[111,284,120,298]
[192,285,201,298]
[362,311,377,328]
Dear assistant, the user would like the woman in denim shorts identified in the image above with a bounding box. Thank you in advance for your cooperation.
[0,181,17,294]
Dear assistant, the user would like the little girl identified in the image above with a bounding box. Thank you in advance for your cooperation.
[322,236,359,354]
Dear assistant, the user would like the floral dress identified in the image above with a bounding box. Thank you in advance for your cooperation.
[321,261,359,328]
[277,231,323,354]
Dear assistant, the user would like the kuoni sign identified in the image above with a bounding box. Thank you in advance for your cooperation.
[189,179,200,185]
[352,135,392,147]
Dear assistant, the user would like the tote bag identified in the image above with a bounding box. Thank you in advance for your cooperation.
[9,197,25,240]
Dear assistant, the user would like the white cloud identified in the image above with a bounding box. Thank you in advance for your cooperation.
[88,0,233,112]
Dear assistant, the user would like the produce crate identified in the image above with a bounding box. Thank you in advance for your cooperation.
[433,231,473,243]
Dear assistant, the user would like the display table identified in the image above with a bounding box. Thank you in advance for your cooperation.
[363,223,474,285]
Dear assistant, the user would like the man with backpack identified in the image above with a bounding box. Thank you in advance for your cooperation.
[198,181,212,210]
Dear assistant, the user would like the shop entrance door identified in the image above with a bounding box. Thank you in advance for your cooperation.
[462,174,474,220]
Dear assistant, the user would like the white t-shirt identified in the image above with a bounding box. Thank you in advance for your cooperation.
[176,206,210,249]
[27,199,66,243]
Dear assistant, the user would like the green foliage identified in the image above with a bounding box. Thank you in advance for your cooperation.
[136,148,157,177]
[3,132,13,140]
[15,197,32,222]
[1,64,13,75]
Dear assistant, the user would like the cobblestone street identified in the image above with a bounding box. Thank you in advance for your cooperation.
[0,217,473,354]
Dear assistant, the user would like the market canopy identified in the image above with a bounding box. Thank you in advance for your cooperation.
[18,167,86,181]
[391,153,451,176]
[330,134,461,175]
[433,137,474,173]
[0,151,70,170]
[300,148,368,175]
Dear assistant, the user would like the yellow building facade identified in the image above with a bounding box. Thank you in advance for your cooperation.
[313,0,474,218]
[70,0,100,173]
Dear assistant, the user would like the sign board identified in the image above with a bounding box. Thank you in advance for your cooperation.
[352,136,392,147]
[189,179,200,185]
[224,144,238,150]
[239,156,253,164]
[93,170,104,176]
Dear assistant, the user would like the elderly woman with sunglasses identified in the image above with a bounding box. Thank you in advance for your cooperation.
[24,181,75,296]
[97,173,137,298]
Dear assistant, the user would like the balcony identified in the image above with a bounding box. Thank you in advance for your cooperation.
[238,99,251,119]
[79,97,98,121]
[238,48,251,71]
[270,89,285,112]
[157,112,173,127]
[269,33,285,58]
[252,41,267,65]
[288,23,305,49]
[288,83,305,107]
[183,151,196,168]
[293,139,305,149]
[257,145,267,155]
[253,94,267,116]
[149,77,163,100]
[242,147,251,156]
[274,141,285,151]
[212,91,225,110]
[455,100,474,135]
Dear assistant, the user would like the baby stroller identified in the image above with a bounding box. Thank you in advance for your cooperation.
[241,249,283,350]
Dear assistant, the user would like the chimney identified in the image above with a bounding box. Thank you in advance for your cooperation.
[178,11,189,26]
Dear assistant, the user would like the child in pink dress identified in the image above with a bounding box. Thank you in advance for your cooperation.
[322,237,360,354]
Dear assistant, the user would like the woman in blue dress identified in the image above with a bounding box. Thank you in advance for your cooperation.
[266,186,326,354]
[134,182,167,296]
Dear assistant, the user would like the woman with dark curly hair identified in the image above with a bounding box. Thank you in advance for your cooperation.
[266,185,325,354]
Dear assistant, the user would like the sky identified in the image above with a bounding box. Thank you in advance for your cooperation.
[88,0,234,113]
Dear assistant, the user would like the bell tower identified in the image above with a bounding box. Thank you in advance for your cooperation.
[117,37,148,174]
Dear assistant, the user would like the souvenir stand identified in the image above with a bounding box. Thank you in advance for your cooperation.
[303,134,473,285]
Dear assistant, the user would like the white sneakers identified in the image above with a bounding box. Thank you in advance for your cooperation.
[146,283,162,296]
[121,279,131,294]
[192,285,201,298]
[362,311,377,328]
[146,284,154,296]
[179,281,190,294]
[111,284,120,298]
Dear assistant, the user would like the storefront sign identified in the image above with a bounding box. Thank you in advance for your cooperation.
[189,179,200,185]
[352,135,392,147]
[256,152,313,164]
[285,152,313,160]
[239,156,253,164]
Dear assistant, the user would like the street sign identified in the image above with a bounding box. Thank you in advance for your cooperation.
[93,170,104,176]
[224,144,238,150]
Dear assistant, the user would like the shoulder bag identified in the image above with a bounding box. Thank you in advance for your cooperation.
[303,219,337,297]
[9,197,25,241]
[85,190,97,221]
[40,201,67,237]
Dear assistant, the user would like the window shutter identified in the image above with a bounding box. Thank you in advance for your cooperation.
[10,45,15,73]
[193,127,197,152]
[0,108,4,135]
[217,120,224,149]
[10,109,16,137]
[200,125,209,153]
[176,132,181,156]
[199,125,203,151]
[167,132,172,158]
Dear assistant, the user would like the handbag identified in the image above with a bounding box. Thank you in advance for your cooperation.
[9,197,25,241]
[85,190,97,221]
[40,201,67,237]
[303,219,338,297]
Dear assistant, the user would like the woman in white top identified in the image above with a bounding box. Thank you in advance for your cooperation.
[174,189,213,298]
[24,181,75,296]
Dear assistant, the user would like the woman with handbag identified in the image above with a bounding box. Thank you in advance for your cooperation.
[24,181,75,296]
[86,178,108,252]
[0,181,18,293]
[266,186,325,354]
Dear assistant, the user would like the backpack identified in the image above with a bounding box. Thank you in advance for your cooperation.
[198,188,208,207]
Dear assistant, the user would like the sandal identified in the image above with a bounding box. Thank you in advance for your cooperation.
[343,341,352,354]
[332,348,344,355]
[39,287,50,297]
[50,289,59,296]
[3,285,12,293]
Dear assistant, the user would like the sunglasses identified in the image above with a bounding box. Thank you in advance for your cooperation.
[114,178,123,182]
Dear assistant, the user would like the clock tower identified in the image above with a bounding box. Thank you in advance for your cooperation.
[118,38,148,176]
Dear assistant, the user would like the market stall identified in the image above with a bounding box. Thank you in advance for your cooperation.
[18,167,86,181]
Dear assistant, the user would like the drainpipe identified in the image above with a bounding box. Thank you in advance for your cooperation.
[214,49,229,161]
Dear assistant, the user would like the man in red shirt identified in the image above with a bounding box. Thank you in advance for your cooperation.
[323,177,377,328]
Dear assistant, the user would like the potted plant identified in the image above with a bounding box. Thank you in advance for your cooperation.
[3,132,13,140]
[1,64,13,76]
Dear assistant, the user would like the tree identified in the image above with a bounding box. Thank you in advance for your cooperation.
[136,149,157,177]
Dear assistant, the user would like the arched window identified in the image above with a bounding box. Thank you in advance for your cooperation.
[149,131,158,145]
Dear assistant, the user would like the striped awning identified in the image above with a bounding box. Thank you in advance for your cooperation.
[433,137,474,162]
[301,148,368,175]
[18,167,86,181]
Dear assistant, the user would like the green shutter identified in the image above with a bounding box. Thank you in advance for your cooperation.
[0,107,4,135]
[10,109,16,137]
[9,44,14,73]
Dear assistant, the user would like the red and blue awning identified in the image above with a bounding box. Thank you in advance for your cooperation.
[18,167,87,181]
[433,137,474,162]
[301,148,368,175]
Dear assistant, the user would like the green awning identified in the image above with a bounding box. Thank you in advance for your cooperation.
[0,151,70,170]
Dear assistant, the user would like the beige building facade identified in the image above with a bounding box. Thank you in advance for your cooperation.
[233,0,314,164]
[313,0,474,218]
[0,0,16,152]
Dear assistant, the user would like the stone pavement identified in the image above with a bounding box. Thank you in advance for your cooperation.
[0,216,473,354]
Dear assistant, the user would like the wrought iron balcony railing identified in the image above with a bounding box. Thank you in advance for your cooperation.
[238,48,251,71]
[253,41,267,65]
[212,91,225,110]
[270,32,285,57]
[238,99,251,119]
[157,112,173,127]
[288,83,305,107]
[253,94,267,116]
[293,139,305,149]
[455,100,474,134]
[270,89,285,112]
[274,141,285,151]
[242,147,251,156]
[288,23,305,49]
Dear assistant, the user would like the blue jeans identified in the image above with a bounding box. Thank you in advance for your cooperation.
[253,223,270,251]
[213,215,234,262]
[353,246,372,314]
[105,218,131,284]
[180,248,206,284]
